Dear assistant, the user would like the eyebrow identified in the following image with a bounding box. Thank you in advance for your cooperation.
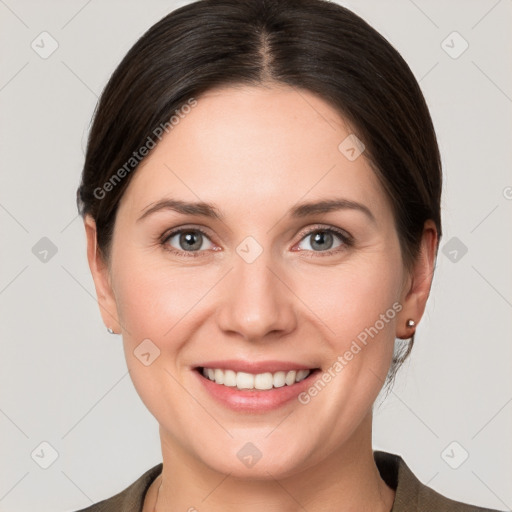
[137,198,376,224]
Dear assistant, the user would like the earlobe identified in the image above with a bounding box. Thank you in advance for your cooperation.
[396,220,438,339]
[84,215,121,333]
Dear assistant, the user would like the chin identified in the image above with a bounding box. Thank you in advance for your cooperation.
[183,432,315,480]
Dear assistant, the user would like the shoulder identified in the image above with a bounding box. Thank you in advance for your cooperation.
[72,463,162,512]
[374,450,503,512]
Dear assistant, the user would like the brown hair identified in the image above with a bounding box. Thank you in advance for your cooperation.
[77,0,442,388]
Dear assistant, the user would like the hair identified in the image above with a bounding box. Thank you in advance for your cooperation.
[76,0,442,389]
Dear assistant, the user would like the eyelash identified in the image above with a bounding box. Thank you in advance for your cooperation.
[159,225,354,259]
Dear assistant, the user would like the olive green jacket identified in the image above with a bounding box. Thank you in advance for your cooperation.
[74,451,502,511]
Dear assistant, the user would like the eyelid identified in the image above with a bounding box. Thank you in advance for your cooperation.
[295,223,353,245]
[160,224,212,240]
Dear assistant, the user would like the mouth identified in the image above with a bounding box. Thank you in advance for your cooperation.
[193,363,321,411]
[196,366,318,390]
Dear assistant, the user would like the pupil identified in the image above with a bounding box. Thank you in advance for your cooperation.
[312,231,333,251]
[181,231,201,251]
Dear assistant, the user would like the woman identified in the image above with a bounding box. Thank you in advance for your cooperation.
[75,0,501,510]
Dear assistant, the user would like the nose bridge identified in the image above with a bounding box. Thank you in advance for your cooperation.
[215,238,296,341]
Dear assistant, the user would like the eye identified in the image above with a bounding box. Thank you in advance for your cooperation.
[160,225,353,258]
[161,227,214,257]
[296,226,352,256]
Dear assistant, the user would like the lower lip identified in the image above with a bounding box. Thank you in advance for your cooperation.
[194,368,320,412]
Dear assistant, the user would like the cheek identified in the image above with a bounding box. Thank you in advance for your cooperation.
[292,252,403,404]
[289,258,402,436]
[298,253,402,338]
[113,251,211,342]
[112,256,211,417]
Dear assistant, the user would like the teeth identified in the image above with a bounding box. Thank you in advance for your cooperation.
[285,370,296,386]
[273,371,286,388]
[224,369,237,387]
[201,367,312,390]
[254,372,273,390]
[296,369,310,382]
[236,371,254,390]
[214,368,224,385]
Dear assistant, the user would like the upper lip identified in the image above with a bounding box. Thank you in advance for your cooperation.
[195,360,317,374]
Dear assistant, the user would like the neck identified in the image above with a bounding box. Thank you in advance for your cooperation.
[151,413,395,512]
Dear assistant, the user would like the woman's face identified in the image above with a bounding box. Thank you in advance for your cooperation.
[88,85,429,478]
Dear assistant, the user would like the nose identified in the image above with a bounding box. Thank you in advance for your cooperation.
[215,248,297,343]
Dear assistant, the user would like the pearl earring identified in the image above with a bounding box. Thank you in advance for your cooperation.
[406,319,415,328]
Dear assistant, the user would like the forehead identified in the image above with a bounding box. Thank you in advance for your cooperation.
[117,84,391,223]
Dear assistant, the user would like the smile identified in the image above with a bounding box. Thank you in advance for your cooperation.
[193,360,321,411]
[200,367,312,390]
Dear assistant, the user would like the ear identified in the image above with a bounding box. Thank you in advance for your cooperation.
[396,220,438,339]
[84,215,121,333]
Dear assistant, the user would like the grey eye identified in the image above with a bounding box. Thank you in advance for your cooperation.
[166,230,213,252]
[298,230,344,252]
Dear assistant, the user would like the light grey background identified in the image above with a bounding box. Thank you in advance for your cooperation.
[0,1,511,511]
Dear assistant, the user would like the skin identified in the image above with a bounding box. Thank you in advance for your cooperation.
[85,84,437,512]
